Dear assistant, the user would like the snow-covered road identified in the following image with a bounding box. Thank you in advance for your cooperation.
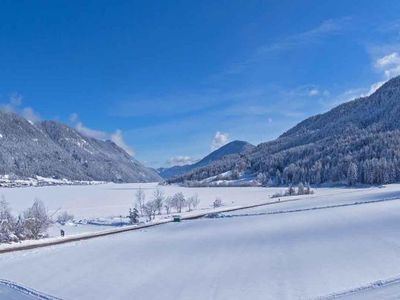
[1,186,400,299]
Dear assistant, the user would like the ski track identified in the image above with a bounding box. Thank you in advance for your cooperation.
[0,279,61,300]
[316,275,400,299]
[216,195,400,219]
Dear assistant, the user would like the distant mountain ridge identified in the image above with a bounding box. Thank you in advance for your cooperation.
[158,140,254,179]
[169,76,400,186]
[0,111,161,183]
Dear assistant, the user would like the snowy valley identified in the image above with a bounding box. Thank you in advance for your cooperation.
[1,183,400,299]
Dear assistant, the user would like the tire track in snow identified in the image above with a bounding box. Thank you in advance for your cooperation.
[0,279,61,299]
[316,275,400,299]
[214,195,400,219]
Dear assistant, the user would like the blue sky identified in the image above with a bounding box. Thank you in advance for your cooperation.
[1,0,400,167]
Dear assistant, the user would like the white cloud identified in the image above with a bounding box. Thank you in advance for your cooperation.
[366,81,386,95]
[21,107,41,123]
[166,156,196,166]
[348,51,400,100]
[69,112,79,123]
[308,88,320,96]
[75,122,108,140]
[72,114,135,156]
[0,94,41,123]
[111,129,135,156]
[375,52,400,79]
[211,131,229,150]
[327,51,400,107]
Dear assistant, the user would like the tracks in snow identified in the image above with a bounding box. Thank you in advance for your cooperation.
[316,275,400,299]
[215,195,400,219]
[0,279,61,300]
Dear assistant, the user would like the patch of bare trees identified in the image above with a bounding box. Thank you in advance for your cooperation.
[0,197,52,244]
[271,183,314,198]
[132,188,202,222]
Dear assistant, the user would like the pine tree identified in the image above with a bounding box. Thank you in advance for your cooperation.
[128,208,139,224]
[347,162,358,186]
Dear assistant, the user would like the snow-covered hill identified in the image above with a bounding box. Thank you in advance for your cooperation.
[0,111,161,183]
[170,75,400,186]
[158,140,254,179]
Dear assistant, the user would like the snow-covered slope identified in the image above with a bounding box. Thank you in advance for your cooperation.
[0,111,161,183]
[1,185,400,299]
[170,75,400,186]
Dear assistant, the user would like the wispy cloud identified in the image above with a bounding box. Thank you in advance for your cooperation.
[75,121,108,140]
[217,17,352,77]
[258,17,351,53]
[0,94,41,123]
[110,129,135,156]
[166,156,197,167]
[211,131,229,151]
[375,52,400,79]
[70,113,135,156]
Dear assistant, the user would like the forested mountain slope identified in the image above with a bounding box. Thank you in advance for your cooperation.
[169,76,400,186]
[0,112,161,183]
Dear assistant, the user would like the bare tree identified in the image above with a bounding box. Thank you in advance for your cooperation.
[153,188,165,215]
[186,193,200,212]
[0,197,16,243]
[22,199,51,240]
[213,198,223,208]
[135,187,146,216]
[164,196,173,214]
[191,193,200,210]
[172,192,186,213]
[143,200,156,221]
[56,211,74,225]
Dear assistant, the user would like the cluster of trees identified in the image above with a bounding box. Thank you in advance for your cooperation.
[170,129,400,186]
[271,183,313,198]
[56,211,74,225]
[131,188,201,222]
[249,129,400,186]
[0,198,51,243]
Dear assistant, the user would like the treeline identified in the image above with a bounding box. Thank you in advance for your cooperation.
[130,188,201,222]
[170,129,400,186]
[271,183,314,198]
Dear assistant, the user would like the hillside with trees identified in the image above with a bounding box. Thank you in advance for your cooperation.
[169,76,400,186]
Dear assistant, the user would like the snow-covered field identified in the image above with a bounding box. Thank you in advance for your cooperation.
[0,182,276,218]
[0,182,281,238]
[0,182,389,239]
[1,184,400,299]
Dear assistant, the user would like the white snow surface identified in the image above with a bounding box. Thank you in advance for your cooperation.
[0,182,282,218]
[0,184,400,299]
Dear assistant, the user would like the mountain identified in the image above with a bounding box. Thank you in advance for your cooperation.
[169,76,400,186]
[0,111,161,183]
[158,140,254,179]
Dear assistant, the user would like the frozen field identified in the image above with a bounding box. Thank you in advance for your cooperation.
[0,184,400,299]
[0,182,395,239]
[0,182,397,218]
[0,183,279,218]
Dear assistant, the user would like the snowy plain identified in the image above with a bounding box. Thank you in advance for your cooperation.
[0,184,400,299]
